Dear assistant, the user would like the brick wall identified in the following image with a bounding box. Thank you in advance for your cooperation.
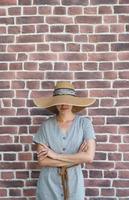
[0,0,129,199]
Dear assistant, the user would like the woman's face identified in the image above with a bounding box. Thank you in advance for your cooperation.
[56,104,73,114]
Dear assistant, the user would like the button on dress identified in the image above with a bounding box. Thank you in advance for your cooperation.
[33,115,96,200]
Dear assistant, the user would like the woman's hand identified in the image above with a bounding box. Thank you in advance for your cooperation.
[37,144,57,160]
[78,140,88,152]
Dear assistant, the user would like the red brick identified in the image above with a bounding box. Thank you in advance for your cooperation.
[0,126,17,134]
[65,25,79,33]
[54,63,68,70]
[119,15,129,23]
[18,0,31,4]
[30,53,57,61]
[69,63,83,71]
[119,108,129,116]
[38,6,51,15]
[119,34,129,41]
[26,81,40,89]
[9,189,21,196]
[97,144,117,152]
[109,135,121,143]
[112,43,129,51]
[0,189,7,196]
[8,44,35,52]
[116,189,129,197]
[34,0,60,5]
[0,91,14,98]
[92,117,105,125]
[114,62,129,70]
[1,171,14,179]
[68,7,82,15]
[90,90,117,98]
[16,35,43,43]
[89,170,103,178]
[66,43,80,52]
[0,144,22,152]
[75,35,87,42]
[99,62,113,70]
[116,99,129,107]
[50,25,64,33]
[53,6,66,15]
[119,126,129,134]
[89,34,116,43]
[95,25,109,33]
[86,188,99,196]
[8,26,20,34]
[108,153,122,161]
[0,26,6,34]
[8,7,21,15]
[82,44,94,52]
[3,152,16,162]
[16,16,44,24]
[23,7,37,15]
[85,179,111,187]
[22,25,35,33]
[15,90,29,98]
[84,7,97,14]
[0,108,15,116]
[12,99,25,107]
[111,24,124,33]
[4,117,31,125]
[113,81,129,88]
[75,16,102,24]
[19,153,32,161]
[119,71,129,79]
[37,24,49,33]
[0,17,14,24]
[119,170,129,178]
[99,6,112,14]
[119,89,129,97]
[89,108,116,116]
[0,0,16,6]
[113,180,129,187]
[90,0,117,4]
[96,43,109,51]
[87,81,110,88]
[119,0,129,3]
[51,43,65,52]
[37,44,49,51]
[23,188,36,196]
[0,180,24,187]
[100,99,114,107]
[0,81,10,89]
[17,108,28,115]
[88,53,117,61]
[107,117,129,124]
[80,25,93,33]
[16,72,43,79]
[0,54,16,61]
[46,16,73,24]
[59,53,87,61]
[115,162,129,170]
[104,15,117,23]
[46,34,72,42]
[104,71,117,79]
[0,8,6,16]
[39,62,53,70]
[75,72,102,79]
[101,188,115,196]
[72,81,85,89]
[62,0,88,5]
[119,144,129,152]
[46,71,73,80]
[0,135,13,143]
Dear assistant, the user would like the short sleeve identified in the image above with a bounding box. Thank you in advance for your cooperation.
[33,122,48,145]
[82,117,96,140]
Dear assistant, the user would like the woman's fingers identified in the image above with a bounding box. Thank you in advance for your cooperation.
[37,148,48,158]
[79,140,88,152]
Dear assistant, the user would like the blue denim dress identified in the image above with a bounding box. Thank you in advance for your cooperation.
[33,115,95,200]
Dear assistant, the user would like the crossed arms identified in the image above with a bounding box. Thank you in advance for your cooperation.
[35,139,96,168]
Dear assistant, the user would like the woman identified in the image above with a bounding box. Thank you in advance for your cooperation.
[33,81,96,200]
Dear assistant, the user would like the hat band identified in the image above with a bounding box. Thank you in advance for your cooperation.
[53,88,76,96]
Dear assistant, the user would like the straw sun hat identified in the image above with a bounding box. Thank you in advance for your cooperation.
[33,81,96,113]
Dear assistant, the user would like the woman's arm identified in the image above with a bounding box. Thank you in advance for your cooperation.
[39,139,96,165]
[36,144,77,167]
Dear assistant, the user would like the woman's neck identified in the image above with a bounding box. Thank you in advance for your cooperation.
[57,112,76,123]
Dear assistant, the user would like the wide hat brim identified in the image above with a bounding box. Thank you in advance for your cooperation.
[33,95,96,113]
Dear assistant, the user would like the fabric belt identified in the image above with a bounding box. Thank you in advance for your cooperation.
[58,165,78,200]
[59,166,69,200]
